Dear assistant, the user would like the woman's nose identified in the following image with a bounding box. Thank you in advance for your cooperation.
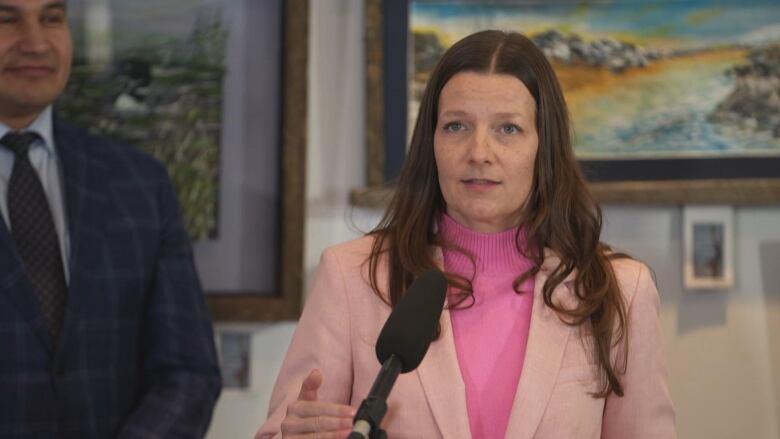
[467,128,494,164]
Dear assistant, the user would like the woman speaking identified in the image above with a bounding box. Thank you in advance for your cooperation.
[257,30,676,439]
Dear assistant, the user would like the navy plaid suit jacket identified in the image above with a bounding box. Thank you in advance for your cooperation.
[0,118,221,438]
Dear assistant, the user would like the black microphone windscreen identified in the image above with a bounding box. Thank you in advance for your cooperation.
[375,269,447,373]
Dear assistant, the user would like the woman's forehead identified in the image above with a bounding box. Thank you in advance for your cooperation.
[438,72,536,116]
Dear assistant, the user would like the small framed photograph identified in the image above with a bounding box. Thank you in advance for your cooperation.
[218,331,252,390]
[683,206,735,290]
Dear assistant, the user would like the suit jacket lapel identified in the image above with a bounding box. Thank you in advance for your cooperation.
[0,119,111,354]
[504,253,577,439]
[415,247,472,438]
[416,305,472,438]
[0,219,55,351]
[409,247,579,439]
[52,119,109,355]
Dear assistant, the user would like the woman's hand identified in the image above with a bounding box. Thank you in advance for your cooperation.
[281,369,356,438]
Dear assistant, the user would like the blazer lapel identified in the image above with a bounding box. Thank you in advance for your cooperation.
[52,119,109,355]
[415,247,471,438]
[415,247,580,439]
[0,219,55,351]
[504,253,578,439]
[415,306,472,438]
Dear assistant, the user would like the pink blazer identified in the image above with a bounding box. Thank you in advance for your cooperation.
[257,236,676,438]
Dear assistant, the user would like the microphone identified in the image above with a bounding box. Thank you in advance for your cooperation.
[349,269,447,439]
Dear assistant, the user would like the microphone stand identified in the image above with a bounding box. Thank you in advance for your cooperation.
[348,354,403,439]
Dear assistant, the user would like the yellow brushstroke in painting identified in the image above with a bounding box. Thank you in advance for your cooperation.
[557,47,750,118]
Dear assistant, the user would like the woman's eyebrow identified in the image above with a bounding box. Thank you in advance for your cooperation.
[439,110,469,117]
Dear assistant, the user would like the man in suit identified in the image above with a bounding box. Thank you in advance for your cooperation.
[0,1,221,437]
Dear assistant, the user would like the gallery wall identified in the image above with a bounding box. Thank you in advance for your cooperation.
[206,1,780,438]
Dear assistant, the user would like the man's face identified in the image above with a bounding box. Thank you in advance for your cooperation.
[0,0,72,126]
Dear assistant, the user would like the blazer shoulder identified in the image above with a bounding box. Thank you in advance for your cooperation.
[610,257,655,307]
[317,235,387,298]
[54,118,168,179]
[321,234,378,265]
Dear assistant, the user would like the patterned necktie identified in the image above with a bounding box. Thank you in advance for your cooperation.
[1,132,67,343]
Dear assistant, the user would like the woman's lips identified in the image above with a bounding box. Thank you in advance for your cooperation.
[462,178,500,190]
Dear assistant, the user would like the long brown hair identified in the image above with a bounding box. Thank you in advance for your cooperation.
[367,30,628,398]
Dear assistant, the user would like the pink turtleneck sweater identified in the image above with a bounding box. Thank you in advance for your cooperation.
[439,214,535,439]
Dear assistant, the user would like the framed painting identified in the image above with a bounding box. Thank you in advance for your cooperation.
[683,206,735,290]
[60,0,308,321]
[217,330,253,390]
[356,0,780,205]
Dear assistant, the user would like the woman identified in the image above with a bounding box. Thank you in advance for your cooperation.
[257,30,676,439]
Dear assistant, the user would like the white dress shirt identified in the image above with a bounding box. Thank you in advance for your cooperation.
[0,106,70,283]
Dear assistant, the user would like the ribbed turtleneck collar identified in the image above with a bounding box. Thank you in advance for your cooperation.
[438,213,530,275]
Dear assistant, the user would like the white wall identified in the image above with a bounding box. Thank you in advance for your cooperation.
[603,207,780,439]
[207,1,780,437]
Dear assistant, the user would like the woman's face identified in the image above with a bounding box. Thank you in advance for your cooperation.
[434,72,539,232]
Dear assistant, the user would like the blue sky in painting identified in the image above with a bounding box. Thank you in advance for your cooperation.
[413,1,780,46]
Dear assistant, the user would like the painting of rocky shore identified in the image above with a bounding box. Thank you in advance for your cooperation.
[56,0,225,240]
[411,0,780,159]
[710,45,780,140]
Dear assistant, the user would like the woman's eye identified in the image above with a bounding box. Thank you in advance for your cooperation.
[443,122,465,133]
[500,124,521,134]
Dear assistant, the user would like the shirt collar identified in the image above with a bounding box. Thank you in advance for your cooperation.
[0,106,56,155]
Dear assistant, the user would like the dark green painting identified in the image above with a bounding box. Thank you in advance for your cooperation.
[57,0,226,240]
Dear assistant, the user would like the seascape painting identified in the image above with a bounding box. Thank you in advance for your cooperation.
[411,0,780,160]
[57,0,226,239]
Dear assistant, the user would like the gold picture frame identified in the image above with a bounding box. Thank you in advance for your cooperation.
[205,0,308,321]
